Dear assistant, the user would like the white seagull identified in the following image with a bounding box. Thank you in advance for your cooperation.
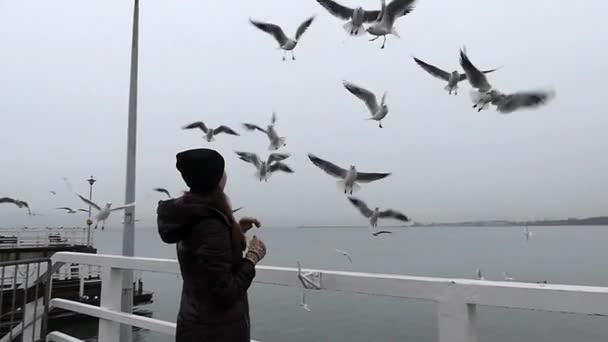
[299,290,311,312]
[242,112,287,151]
[476,268,485,280]
[502,272,515,281]
[334,248,353,263]
[249,16,315,61]
[308,154,391,194]
[523,226,533,241]
[55,207,88,214]
[413,56,498,95]
[366,0,416,49]
[153,188,171,198]
[235,151,294,182]
[316,0,382,36]
[182,121,239,142]
[76,194,135,230]
[0,197,32,215]
[347,197,409,236]
[343,81,389,128]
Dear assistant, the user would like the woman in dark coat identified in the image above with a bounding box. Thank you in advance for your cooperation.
[157,148,267,342]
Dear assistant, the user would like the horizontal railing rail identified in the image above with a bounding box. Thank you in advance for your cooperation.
[47,252,608,342]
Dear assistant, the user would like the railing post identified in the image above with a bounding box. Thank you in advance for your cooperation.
[438,301,478,342]
[98,266,123,342]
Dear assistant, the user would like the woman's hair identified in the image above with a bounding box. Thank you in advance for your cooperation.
[196,187,247,260]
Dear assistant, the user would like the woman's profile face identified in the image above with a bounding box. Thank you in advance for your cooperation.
[219,172,227,190]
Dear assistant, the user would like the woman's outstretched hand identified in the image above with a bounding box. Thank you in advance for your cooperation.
[239,217,261,232]
[245,235,266,265]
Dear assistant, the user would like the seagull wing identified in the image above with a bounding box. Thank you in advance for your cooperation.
[249,19,289,46]
[182,121,208,133]
[55,207,73,211]
[77,194,101,211]
[385,0,416,27]
[316,0,354,20]
[267,153,291,164]
[347,197,374,218]
[232,207,244,213]
[458,67,499,81]
[378,209,409,222]
[271,112,278,125]
[308,154,347,178]
[355,171,391,183]
[213,125,239,136]
[372,230,393,236]
[497,90,555,113]
[268,162,294,174]
[459,49,493,92]
[413,57,451,81]
[343,81,379,114]
[235,151,262,169]
[242,123,267,133]
[111,202,136,212]
[153,188,171,198]
[0,197,17,205]
[78,209,89,212]
[295,16,316,41]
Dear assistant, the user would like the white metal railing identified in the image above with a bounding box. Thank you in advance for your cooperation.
[45,252,608,342]
[0,228,93,249]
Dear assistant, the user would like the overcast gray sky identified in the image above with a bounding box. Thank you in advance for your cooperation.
[1,0,607,228]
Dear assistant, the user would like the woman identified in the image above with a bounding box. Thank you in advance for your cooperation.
[157,148,267,342]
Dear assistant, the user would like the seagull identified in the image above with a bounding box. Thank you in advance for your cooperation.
[308,154,391,194]
[347,197,409,235]
[242,112,287,151]
[366,0,416,49]
[523,226,533,241]
[153,188,171,198]
[235,151,294,182]
[413,56,498,95]
[343,81,388,128]
[249,16,315,61]
[76,194,135,230]
[502,272,515,281]
[49,191,57,195]
[334,248,353,263]
[476,268,485,280]
[182,121,239,142]
[316,0,382,36]
[299,290,311,312]
[232,207,244,214]
[55,207,88,214]
[372,230,393,236]
[0,197,32,215]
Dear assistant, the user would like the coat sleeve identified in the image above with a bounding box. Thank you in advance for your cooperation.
[192,220,256,309]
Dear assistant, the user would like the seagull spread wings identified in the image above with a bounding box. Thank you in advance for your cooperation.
[343,81,381,114]
[356,171,391,182]
[295,16,315,41]
[153,188,171,198]
[460,49,493,92]
[213,126,239,136]
[77,194,101,211]
[250,19,290,46]
[111,203,136,212]
[308,154,347,178]
[348,197,374,217]
[236,151,262,169]
[183,121,208,132]
[316,0,382,22]
[268,163,294,173]
[413,57,452,81]
[378,209,409,221]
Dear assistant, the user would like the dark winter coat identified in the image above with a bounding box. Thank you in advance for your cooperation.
[157,197,255,342]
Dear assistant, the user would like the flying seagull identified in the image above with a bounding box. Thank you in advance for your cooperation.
[76,194,135,230]
[55,207,88,214]
[343,81,389,128]
[334,248,353,263]
[316,0,381,36]
[308,154,391,194]
[347,197,409,236]
[232,207,244,214]
[153,188,171,198]
[299,290,311,312]
[0,197,32,215]
[483,89,555,114]
[249,16,315,61]
[476,268,485,280]
[235,151,294,182]
[182,121,239,142]
[413,56,497,95]
[242,112,287,151]
[49,191,57,195]
[367,0,416,49]
[502,272,515,281]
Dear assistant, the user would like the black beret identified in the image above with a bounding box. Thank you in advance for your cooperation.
[176,149,225,195]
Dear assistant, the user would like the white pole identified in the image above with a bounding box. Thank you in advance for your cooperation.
[120,0,139,341]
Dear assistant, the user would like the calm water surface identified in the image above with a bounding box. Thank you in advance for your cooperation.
[54,225,608,341]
